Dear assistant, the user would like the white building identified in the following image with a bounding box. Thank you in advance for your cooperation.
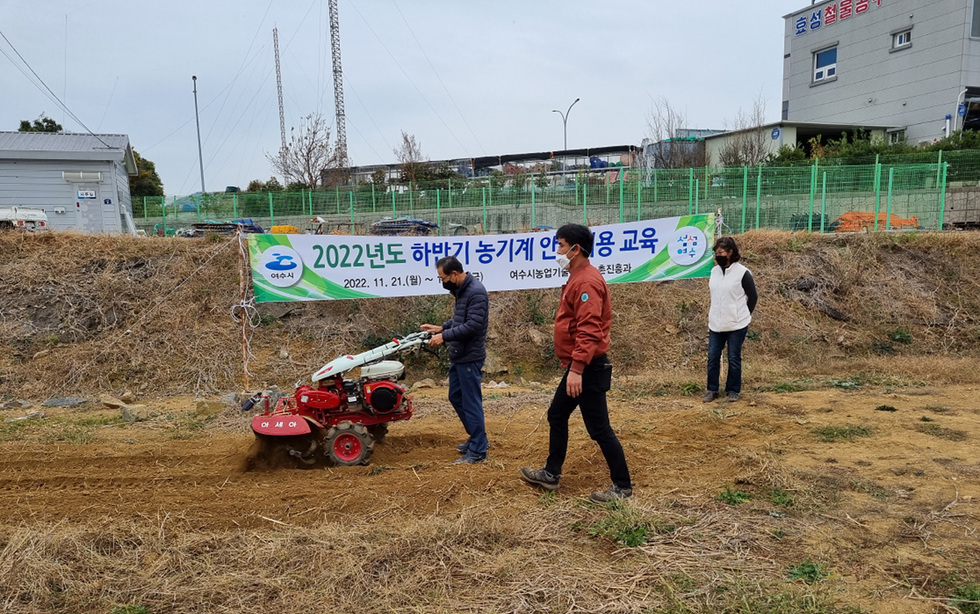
[0,131,139,234]
[782,0,980,145]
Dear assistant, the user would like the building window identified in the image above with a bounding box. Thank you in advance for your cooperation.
[893,30,911,49]
[813,47,837,83]
[888,130,906,145]
[973,0,980,38]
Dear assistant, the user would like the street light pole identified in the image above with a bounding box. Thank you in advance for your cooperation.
[192,76,206,194]
[552,97,580,151]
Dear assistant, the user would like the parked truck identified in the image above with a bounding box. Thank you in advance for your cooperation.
[0,206,48,231]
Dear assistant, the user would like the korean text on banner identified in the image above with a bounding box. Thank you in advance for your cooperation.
[247,214,715,302]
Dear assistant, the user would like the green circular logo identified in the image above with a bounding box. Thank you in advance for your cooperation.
[581,293,589,302]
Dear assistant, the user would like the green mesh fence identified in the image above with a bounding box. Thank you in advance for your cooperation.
[135,160,958,236]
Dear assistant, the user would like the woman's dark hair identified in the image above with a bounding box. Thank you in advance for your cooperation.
[555,223,593,257]
[713,237,740,263]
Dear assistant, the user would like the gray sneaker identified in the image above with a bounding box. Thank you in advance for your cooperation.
[702,391,719,403]
[520,466,560,491]
[589,484,633,503]
[727,392,740,403]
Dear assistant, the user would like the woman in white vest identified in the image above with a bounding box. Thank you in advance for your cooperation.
[703,237,758,403]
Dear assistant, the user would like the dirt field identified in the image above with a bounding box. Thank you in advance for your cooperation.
[2,375,979,613]
[2,230,980,613]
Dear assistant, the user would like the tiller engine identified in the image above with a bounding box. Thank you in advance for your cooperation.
[249,331,432,466]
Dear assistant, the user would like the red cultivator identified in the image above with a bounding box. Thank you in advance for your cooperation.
[249,331,432,466]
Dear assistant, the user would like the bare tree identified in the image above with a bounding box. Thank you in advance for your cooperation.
[718,95,770,167]
[642,97,704,169]
[393,131,428,184]
[268,113,338,188]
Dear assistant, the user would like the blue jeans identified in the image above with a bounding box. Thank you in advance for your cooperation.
[707,327,749,395]
[448,361,488,454]
[545,355,632,489]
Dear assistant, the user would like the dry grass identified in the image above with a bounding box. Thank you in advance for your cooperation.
[0,499,861,614]
[2,230,980,399]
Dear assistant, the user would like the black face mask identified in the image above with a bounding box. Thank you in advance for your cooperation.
[715,255,729,268]
[442,279,459,293]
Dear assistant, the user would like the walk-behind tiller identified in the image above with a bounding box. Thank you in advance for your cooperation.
[249,331,433,466]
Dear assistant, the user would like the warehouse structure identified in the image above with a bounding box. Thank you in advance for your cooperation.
[0,131,139,234]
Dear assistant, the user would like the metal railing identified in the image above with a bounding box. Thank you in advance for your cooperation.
[136,159,962,236]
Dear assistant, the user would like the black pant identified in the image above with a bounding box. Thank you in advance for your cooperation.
[545,355,632,489]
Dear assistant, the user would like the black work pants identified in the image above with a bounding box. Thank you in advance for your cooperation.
[545,355,632,489]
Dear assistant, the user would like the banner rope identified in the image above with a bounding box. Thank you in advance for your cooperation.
[231,232,259,392]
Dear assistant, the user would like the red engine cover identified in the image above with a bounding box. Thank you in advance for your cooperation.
[364,381,404,414]
[295,385,342,410]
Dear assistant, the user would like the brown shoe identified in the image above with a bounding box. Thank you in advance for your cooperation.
[520,466,560,491]
[589,484,633,503]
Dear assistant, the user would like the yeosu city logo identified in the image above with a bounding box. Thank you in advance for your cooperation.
[667,226,708,266]
[259,246,303,288]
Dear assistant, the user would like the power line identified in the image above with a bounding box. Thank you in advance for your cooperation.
[0,27,111,148]
[345,1,470,156]
[390,0,485,154]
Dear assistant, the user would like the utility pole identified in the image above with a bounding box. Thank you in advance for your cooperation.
[328,0,348,172]
[192,75,205,194]
[273,27,286,155]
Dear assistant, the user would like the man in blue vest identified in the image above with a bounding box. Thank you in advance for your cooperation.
[422,256,490,464]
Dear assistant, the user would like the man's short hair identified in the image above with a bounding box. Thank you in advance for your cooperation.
[713,236,741,263]
[555,223,593,257]
[436,255,464,275]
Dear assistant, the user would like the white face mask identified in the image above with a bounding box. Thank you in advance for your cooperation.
[556,246,576,271]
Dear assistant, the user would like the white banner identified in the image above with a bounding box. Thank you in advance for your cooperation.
[249,214,715,302]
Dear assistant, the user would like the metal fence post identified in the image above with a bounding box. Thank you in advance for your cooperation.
[531,183,536,229]
[196,193,202,223]
[637,178,642,221]
[820,172,827,233]
[939,162,948,230]
[755,167,762,230]
[161,196,167,233]
[371,183,376,212]
[619,171,624,223]
[688,168,694,215]
[694,179,699,215]
[583,177,588,224]
[886,167,894,230]
[233,194,238,219]
[482,187,487,233]
[269,192,275,227]
[349,191,354,225]
[873,162,882,231]
[436,189,441,235]
[741,166,748,234]
[391,189,396,218]
[808,164,816,232]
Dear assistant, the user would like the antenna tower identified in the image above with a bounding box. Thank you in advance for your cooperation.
[327,0,348,169]
[273,27,286,154]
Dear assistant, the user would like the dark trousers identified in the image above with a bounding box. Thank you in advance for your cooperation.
[707,326,749,395]
[545,355,631,489]
[448,360,488,454]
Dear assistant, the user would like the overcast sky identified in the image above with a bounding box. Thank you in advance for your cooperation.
[2,0,806,197]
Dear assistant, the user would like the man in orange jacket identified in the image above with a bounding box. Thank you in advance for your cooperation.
[520,223,633,502]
